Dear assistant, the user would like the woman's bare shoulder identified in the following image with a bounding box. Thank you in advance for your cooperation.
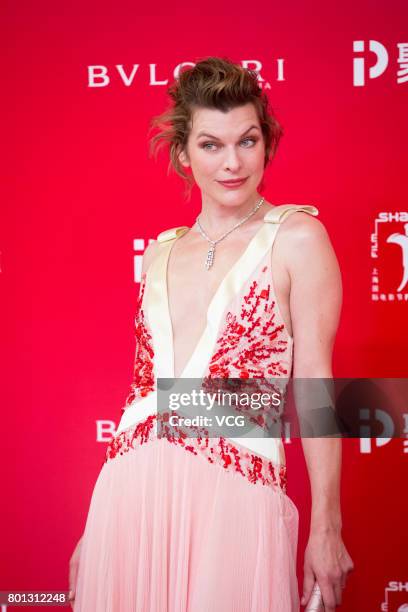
[279,207,328,242]
[276,209,339,274]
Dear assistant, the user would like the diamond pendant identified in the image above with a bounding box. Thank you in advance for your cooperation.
[205,244,215,270]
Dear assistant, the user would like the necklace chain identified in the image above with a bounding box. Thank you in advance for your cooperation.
[195,196,265,270]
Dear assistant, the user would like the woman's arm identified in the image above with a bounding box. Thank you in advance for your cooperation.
[283,212,354,611]
[288,213,342,525]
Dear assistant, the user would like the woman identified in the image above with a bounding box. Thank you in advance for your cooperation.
[69,57,354,611]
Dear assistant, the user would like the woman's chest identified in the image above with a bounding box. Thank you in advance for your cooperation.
[167,243,292,345]
[166,245,292,379]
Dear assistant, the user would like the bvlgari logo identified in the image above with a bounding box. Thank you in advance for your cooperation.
[370,212,408,302]
[87,60,285,89]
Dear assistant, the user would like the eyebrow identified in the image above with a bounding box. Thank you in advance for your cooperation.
[196,125,260,140]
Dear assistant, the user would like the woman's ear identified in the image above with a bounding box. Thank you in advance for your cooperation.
[178,147,191,168]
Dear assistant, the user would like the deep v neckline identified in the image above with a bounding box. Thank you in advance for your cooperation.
[116,203,320,439]
[164,214,271,379]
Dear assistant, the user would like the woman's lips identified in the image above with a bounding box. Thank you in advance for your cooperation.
[217,177,248,189]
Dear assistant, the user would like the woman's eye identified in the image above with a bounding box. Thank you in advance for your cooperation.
[200,138,257,151]
[202,142,217,150]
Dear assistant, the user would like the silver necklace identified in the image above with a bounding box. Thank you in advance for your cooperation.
[195,196,265,270]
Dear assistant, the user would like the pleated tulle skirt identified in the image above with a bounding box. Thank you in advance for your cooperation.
[74,419,300,612]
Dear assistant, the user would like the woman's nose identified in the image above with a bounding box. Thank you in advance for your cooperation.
[223,146,242,172]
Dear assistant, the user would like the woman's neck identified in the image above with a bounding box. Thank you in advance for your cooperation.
[195,194,266,236]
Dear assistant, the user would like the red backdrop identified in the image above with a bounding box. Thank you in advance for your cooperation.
[2,1,408,610]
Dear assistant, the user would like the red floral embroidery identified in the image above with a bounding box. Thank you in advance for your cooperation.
[107,262,293,492]
[205,265,291,380]
[105,414,287,493]
[123,274,155,409]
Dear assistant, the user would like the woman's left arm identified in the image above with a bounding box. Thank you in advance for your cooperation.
[285,213,355,611]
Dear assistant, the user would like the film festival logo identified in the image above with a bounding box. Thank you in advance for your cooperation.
[381,581,408,612]
[370,212,408,303]
[353,39,408,86]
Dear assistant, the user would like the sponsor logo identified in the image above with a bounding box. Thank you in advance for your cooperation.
[353,40,408,86]
[87,60,284,89]
[133,237,150,284]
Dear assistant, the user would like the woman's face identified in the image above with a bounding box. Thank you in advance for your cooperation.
[179,102,265,206]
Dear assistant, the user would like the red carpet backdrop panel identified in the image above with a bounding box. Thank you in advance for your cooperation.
[2,1,408,610]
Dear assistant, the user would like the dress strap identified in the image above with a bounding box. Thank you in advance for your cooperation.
[157,226,190,243]
[263,203,319,223]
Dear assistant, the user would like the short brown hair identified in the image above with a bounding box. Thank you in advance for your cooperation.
[148,56,284,198]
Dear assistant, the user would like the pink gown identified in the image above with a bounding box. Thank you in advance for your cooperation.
[74,203,319,611]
